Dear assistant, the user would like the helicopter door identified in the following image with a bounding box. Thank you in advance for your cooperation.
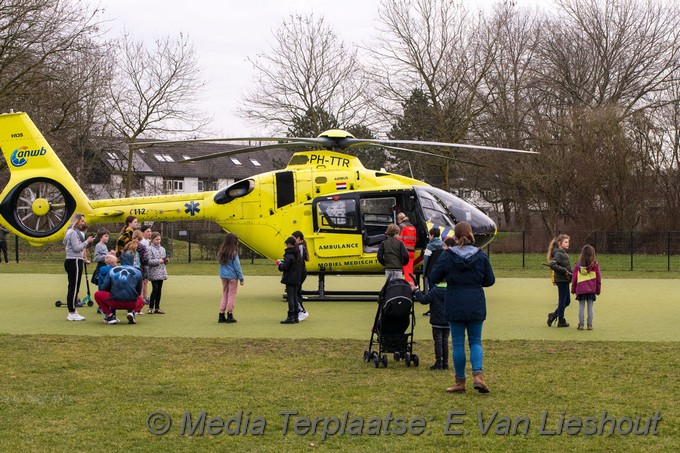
[312,196,361,259]
[359,196,396,250]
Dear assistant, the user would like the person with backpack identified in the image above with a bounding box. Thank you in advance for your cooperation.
[571,244,601,330]
[547,234,572,328]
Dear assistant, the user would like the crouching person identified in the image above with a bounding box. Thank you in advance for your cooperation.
[94,253,145,324]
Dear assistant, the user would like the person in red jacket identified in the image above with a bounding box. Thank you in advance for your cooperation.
[396,212,417,283]
[571,244,601,330]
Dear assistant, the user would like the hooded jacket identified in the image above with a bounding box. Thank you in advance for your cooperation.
[429,245,495,322]
[63,227,87,259]
[413,285,448,328]
[100,257,143,302]
[549,248,572,283]
[278,246,303,285]
[571,261,601,296]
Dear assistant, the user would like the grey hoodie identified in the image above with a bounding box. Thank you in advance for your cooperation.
[63,228,87,260]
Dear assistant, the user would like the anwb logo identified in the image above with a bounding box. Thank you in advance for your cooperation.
[10,146,47,167]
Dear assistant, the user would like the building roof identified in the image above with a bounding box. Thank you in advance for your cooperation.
[106,140,292,180]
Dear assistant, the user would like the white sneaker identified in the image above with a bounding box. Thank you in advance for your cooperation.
[67,312,86,321]
[127,312,136,324]
[298,311,309,322]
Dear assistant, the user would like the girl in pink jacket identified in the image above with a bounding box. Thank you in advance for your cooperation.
[571,244,601,330]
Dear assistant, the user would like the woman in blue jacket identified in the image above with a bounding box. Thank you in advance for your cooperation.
[429,221,495,394]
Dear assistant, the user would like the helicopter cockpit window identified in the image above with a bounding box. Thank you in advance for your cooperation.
[414,187,455,228]
[316,199,357,231]
[415,186,496,237]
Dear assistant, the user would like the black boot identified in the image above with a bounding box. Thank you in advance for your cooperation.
[281,311,298,324]
[547,312,557,326]
[557,317,570,327]
[218,312,227,323]
[226,312,237,323]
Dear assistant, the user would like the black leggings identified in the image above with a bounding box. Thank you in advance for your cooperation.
[64,259,84,312]
[285,284,298,317]
[432,327,450,365]
[150,280,164,310]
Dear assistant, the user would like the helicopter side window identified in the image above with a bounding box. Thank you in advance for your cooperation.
[214,179,255,205]
[316,199,357,231]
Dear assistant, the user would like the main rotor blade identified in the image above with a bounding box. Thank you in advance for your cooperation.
[348,139,537,154]
[377,144,488,167]
[179,142,316,163]
[130,136,329,150]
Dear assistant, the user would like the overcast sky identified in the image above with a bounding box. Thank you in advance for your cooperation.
[99,0,543,137]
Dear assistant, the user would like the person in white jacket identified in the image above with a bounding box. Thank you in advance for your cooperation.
[146,232,169,314]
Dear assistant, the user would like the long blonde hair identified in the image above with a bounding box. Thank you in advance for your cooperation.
[547,234,570,260]
[68,213,84,230]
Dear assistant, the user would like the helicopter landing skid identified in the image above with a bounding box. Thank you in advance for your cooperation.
[283,270,422,302]
[296,271,380,302]
[308,270,381,301]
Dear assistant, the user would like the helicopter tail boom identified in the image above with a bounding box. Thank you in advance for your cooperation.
[0,111,93,244]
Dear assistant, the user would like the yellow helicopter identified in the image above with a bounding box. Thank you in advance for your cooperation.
[0,111,534,300]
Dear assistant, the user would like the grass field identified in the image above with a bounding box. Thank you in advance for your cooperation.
[1,270,679,452]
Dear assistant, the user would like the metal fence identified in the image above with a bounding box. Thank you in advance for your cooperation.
[486,230,680,272]
[5,227,680,272]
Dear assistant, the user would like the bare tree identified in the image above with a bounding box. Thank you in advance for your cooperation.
[368,0,497,187]
[542,0,680,116]
[635,83,680,230]
[239,13,370,136]
[0,0,103,106]
[106,32,211,196]
[471,3,542,229]
[0,0,107,183]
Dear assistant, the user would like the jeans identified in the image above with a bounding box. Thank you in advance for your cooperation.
[449,320,484,379]
[578,299,594,325]
[554,282,571,319]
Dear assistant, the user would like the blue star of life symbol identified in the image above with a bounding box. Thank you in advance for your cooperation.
[184,201,200,216]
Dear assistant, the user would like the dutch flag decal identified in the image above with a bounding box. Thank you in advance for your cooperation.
[336,182,347,190]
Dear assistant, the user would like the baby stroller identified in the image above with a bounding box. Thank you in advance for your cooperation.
[363,277,419,368]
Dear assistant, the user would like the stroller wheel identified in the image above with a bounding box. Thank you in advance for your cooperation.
[393,352,400,362]
[412,354,420,367]
[363,350,370,362]
[381,355,388,368]
[373,354,380,368]
[405,353,411,367]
